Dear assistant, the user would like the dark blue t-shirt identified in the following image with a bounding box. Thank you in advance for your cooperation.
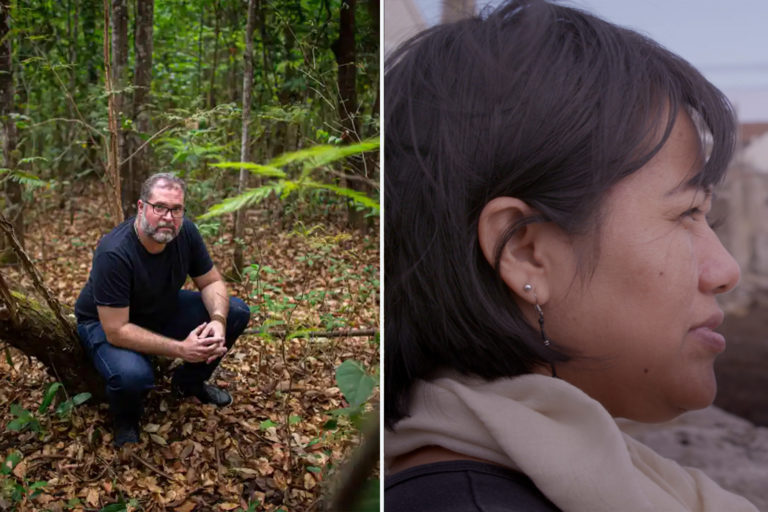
[74,216,214,331]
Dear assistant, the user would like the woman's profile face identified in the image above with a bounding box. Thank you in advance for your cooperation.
[543,111,740,422]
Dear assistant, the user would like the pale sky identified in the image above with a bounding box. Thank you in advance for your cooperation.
[410,0,768,121]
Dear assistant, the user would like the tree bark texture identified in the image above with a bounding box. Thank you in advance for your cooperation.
[333,0,371,230]
[334,0,359,141]
[129,0,154,213]
[111,0,132,218]
[207,0,221,109]
[0,292,104,398]
[232,0,256,275]
[104,0,124,225]
[0,1,22,254]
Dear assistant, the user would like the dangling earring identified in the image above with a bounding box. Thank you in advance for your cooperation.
[523,284,551,347]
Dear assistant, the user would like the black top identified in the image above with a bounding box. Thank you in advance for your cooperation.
[385,460,561,512]
[75,216,213,331]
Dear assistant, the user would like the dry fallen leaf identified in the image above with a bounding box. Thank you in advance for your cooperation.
[174,500,197,512]
[86,488,99,507]
[11,459,26,479]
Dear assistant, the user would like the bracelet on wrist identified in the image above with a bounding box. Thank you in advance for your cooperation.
[211,313,227,325]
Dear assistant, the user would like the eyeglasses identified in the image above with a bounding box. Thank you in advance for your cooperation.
[145,200,185,218]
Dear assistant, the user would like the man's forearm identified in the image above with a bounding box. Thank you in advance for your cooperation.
[108,323,183,358]
[200,279,229,321]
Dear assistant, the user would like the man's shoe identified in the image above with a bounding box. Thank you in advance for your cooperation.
[174,382,232,407]
[113,418,140,447]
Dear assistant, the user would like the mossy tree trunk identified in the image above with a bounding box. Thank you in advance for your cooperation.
[0,292,105,399]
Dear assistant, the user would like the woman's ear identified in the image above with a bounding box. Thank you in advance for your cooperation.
[478,197,553,304]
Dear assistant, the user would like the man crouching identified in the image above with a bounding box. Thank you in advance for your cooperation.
[74,173,251,446]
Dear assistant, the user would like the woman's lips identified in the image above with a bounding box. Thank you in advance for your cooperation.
[689,326,726,353]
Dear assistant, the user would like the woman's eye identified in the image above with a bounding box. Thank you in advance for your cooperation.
[681,207,723,229]
[682,207,704,220]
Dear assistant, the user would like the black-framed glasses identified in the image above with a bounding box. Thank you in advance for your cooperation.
[145,200,185,218]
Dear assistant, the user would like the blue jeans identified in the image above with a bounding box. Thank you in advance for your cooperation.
[77,290,251,421]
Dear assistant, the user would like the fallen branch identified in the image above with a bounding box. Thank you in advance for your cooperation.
[130,452,178,482]
[0,211,78,346]
[244,328,378,338]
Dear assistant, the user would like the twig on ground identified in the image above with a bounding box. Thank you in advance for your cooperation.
[130,452,177,482]
[244,327,378,338]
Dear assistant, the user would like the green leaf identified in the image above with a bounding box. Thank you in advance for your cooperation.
[4,345,13,368]
[328,405,363,417]
[288,415,302,425]
[10,402,31,419]
[211,161,286,178]
[28,480,48,498]
[99,503,128,512]
[28,480,48,490]
[18,156,49,165]
[335,359,376,408]
[259,419,278,430]
[38,382,63,413]
[72,392,92,406]
[2,450,22,475]
[306,465,322,473]
[55,400,74,417]
[268,137,379,170]
[7,417,28,432]
[0,168,51,188]
[198,183,284,220]
[302,180,379,213]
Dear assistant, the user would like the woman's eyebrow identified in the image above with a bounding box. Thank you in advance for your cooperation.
[664,181,713,198]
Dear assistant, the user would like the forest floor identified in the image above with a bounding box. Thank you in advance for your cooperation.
[0,181,380,511]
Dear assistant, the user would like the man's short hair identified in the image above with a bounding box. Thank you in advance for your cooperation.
[140,173,186,202]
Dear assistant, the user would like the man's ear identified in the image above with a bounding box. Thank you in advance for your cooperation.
[477,197,552,305]
[137,199,143,213]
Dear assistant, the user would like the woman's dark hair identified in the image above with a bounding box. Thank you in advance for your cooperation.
[384,0,736,427]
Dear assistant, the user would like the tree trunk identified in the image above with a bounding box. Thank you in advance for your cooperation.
[129,0,153,214]
[0,0,23,256]
[0,291,104,398]
[333,0,369,230]
[206,0,221,109]
[111,0,132,218]
[65,0,80,184]
[232,0,256,276]
[334,0,359,140]
[103,0,124,225]
[258,0,273,100]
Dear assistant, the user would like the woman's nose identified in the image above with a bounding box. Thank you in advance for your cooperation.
[700,231,740,295]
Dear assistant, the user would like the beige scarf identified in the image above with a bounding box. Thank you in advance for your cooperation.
[385,374,758,512]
